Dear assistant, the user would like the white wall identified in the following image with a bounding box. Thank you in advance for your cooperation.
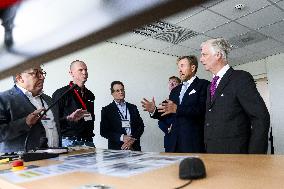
[234,53,284,154]
[266,53,284,154]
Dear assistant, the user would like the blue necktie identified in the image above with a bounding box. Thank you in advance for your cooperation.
[179,82,189,104]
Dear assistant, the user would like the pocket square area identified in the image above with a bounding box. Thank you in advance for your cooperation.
[189,89,196,95]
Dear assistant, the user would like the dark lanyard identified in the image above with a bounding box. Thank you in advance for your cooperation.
[39,96,46,109]
[69,82,87,110]
[117,104,128,120]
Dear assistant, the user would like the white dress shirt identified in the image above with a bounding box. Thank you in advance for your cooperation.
[213,64,230,87]
[114,100,132,141]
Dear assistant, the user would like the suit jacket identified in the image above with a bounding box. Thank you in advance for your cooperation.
[0,86,61,153]
[152,77,209,153]
[204,68,270,154]
[158,117,174,152]
[100,101,144,151]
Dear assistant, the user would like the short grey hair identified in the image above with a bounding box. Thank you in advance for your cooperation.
[70,60,85,70]
[201,38,232,60]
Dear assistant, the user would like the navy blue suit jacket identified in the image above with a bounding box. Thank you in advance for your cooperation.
[153,77,209,153]
[100,101,144,151]
[157,116,174,152]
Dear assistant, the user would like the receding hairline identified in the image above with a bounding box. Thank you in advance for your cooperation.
[70,60,86,70]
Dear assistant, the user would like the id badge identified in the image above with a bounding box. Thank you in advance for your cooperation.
[41,119,54,129]
[84,113,92,121]
[121,120,130,128]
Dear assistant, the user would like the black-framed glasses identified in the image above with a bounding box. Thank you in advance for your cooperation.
[24,70,47,78]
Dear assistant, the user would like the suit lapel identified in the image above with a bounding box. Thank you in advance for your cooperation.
[210,67,234,106]
[175,85,183,105]
[111,101,126,135]
[180,77,199,104]
[12,86,37,112]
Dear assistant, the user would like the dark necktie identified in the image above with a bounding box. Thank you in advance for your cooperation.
[210,76,220,100]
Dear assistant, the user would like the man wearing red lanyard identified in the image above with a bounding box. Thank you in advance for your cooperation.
[100,81,145,151]
[52,60,95,147]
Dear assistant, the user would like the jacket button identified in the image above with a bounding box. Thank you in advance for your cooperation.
[206,123,210,127]
[209,109,211,112]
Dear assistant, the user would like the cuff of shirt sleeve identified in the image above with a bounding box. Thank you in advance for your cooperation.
[120,134,124,142]
[149,106,157,116]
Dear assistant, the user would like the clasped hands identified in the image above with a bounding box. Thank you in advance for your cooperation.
[121,135,136,150]
[141,97,177,116]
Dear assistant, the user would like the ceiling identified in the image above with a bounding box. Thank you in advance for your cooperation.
[107,0,284,66]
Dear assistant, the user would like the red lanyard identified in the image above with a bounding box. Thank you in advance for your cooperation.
[69,83,87,110]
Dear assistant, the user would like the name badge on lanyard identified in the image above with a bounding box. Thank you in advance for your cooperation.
[41,119,54,129]
[121,119,130,128]
[118,105,130,128]
[84,113,92,121]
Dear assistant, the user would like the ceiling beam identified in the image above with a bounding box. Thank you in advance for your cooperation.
[0,0,204,79]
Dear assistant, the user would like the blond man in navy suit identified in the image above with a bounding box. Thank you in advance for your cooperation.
[143,56,209,153]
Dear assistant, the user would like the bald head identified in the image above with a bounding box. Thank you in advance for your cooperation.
[69,60,88,87]
[70,60,86,70]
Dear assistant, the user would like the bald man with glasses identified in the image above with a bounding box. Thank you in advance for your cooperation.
[0,66,61,153]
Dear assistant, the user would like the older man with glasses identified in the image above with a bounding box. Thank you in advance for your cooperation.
[0,66,61,153]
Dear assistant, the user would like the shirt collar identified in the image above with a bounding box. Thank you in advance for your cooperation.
[183,75,196,86]
[16,84,43,98]
[214,64,230,79]
[114,100,126,106]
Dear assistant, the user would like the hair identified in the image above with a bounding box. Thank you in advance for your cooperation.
[70,60,85,70]
[177,55,199,73]
[13,65,44,83]
[169,76,181,84]
[201,38,232,60]
[110,81,124,93]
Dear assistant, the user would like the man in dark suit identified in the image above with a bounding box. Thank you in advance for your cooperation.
[142,56,209,153]
[0,66,61,153]
[141,76,181,152]
[200,38,270,154]
[100,81,144,151]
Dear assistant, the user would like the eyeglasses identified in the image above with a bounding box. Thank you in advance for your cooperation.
[24,70,47,78]
[113,89,125,93]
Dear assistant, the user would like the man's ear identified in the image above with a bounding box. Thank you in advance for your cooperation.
[191,65,196,73]
[216,51,222,60]
[69,70,73,77]
[15,74,23,83]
